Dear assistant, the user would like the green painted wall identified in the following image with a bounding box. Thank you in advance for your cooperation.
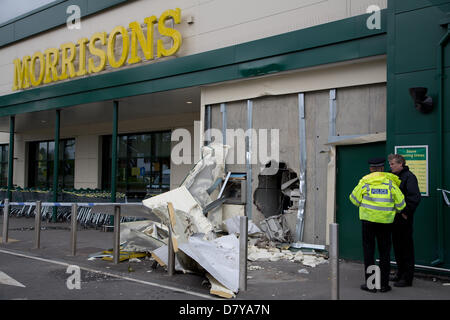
[387,0,450,269]
[336,142,386,262]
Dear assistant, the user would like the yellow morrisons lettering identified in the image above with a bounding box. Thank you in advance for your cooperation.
[13,8,182,91]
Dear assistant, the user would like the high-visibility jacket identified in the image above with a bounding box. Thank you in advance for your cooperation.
[349,172,406,224]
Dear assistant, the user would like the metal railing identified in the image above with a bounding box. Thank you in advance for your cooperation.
[1,199,147,264]
[2,199,252,292]
[0,199,144,227]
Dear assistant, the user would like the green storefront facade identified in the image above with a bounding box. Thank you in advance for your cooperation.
[386,0,450,270]
[0,1,449,271]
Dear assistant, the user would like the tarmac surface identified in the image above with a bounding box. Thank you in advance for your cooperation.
[1,216,450,302]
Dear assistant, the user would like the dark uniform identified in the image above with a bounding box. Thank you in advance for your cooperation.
[391,165,421,287]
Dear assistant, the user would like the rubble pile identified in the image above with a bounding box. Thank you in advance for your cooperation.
[89,143,328,299]
[247,245,327,267]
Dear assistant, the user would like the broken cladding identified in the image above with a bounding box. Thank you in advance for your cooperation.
[88,143,329,298]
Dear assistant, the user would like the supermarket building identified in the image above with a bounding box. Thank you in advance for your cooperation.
[0,0,449,271]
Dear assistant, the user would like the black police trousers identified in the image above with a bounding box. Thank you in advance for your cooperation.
[392,214,415,284]
[361,220,392,288]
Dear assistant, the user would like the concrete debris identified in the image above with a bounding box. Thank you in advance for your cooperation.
[248,265,264,270]
[142,186,215,242]
[301,254,327,267]
[120,220,167,252]
[221,204,245,232]
[298,268,309,274]
[259,214,292,243]
[223,216,262,236]
[247,245,327,267]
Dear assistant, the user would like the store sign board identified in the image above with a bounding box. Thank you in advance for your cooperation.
[394,145,429,196]
[12,8,182,91]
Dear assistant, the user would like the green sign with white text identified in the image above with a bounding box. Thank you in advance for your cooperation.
[395,145,428,196]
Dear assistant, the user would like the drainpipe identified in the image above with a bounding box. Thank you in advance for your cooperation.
[110,101,119,225]
[433,20,450,266]
[52,110,60,223]
[7,116,15,200]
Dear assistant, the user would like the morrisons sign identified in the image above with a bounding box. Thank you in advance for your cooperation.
[12,8,182,91]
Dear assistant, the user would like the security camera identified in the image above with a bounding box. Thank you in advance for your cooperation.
[409,87,433,114]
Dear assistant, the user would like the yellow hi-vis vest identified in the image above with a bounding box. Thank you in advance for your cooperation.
[349,172,406,224]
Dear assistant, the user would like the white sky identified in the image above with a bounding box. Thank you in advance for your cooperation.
[0,0,57,25]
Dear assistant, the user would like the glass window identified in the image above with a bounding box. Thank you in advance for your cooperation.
[0,145,9,186]
[28,139,75,189]
[1,145,8,162]
[37,142,47,161]
[64,140,75,159]
[48,141,55,160]
[102,131,171,197]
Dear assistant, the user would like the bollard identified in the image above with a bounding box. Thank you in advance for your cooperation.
[239,215,248,291]
[167,202,176,276]
[2,199,10,244]
[330,223,339,300]
[34,201,42,249]
[113,205,121,264]
[71,203,78,256]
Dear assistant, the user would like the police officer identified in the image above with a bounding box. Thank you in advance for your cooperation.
[349,157,406,293]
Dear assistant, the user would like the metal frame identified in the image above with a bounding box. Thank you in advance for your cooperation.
[291,93,325,251]
[246,100,253,219]
[327,89,365,144]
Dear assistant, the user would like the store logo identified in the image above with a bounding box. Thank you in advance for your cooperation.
[366,265,381,290]
[67,5,81,30]
[66,265,81,290]
[12,8,182,91]
[366,5,381,30]
[171,121,280,174]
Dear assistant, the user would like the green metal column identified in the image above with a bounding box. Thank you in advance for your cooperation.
[7,116,15,200]
[52,110,60,223]
[110,101,119,225]
[433,23,450,266]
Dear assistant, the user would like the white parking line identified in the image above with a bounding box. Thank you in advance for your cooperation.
[0,270,26,287]
[0,248,217,300]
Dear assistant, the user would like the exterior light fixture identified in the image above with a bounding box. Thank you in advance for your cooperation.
[409,87,433,114]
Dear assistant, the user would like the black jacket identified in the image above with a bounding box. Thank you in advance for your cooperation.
[394,166,421,218]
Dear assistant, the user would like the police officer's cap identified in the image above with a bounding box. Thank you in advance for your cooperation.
[368,157,385,167]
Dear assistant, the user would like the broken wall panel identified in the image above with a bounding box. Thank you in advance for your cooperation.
[335,83,386,136]
[252,94,300,235]
[200,83,386,247]
[209,103,222,142]
[170,124,197,189]
[223,100,249,174]
[304,90,330,245]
